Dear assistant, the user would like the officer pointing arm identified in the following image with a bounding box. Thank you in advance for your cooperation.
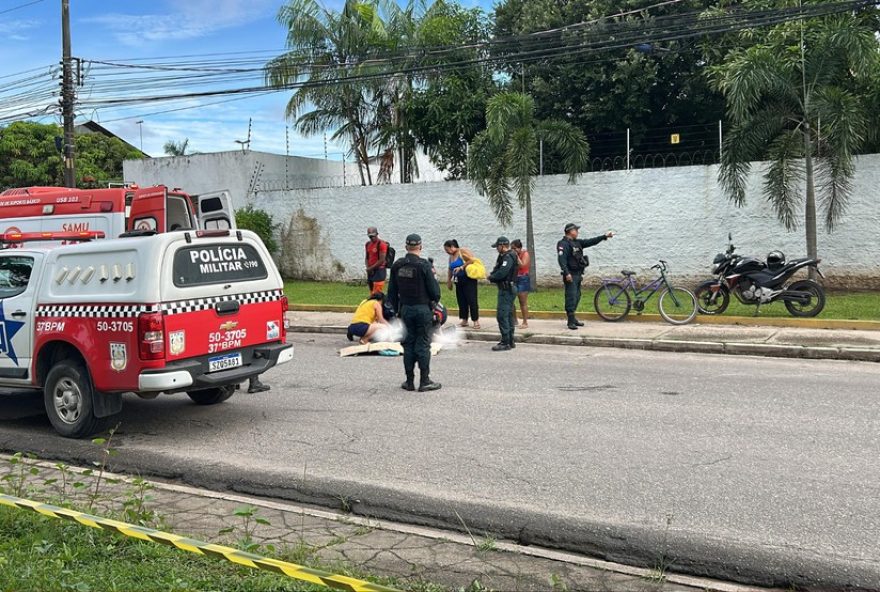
[558,222,614,330]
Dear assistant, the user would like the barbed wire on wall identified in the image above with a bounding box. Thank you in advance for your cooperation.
[586,149,721,172]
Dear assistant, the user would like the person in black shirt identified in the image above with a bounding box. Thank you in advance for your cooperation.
[387,234,442,392]
[487,236,519,351]
[557,223,614,330]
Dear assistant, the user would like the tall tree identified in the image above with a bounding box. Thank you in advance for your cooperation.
[404,2,493,179]
[492,0,723,168]
[0,121,141,189]
[710,9,880,269]
[266,0,385,185]
[468,92,589,287]
[163,138,190,157]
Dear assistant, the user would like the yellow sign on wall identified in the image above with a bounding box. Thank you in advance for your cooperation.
[670,134,681,145]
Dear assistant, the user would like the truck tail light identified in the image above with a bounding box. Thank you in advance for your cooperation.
[280,295,289,341]
[138,312,165,360]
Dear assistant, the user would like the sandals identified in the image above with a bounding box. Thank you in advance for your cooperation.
[458,321,469,328]
[473,322,481,330]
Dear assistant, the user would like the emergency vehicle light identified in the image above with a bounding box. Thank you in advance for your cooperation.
[0,231,106,243]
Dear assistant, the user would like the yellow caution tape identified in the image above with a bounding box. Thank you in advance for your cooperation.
[0,493,398,592]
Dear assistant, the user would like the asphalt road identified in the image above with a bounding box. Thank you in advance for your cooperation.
[1,334,878,589]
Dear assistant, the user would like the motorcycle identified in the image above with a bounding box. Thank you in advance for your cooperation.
[695,234,826,317]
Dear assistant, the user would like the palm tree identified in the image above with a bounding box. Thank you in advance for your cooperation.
[266,0,385,185]
[710,12,879,272]
[468,92,589,288]
[163,138,190,157]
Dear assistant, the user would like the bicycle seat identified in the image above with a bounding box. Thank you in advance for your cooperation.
[621,270,636,276]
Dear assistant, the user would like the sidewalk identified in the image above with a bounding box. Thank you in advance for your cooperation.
[2,457,772,592]
[286,311,880,362]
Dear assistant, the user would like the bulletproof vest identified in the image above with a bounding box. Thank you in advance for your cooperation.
[501,251,518,281]
[567,239,587,271]
[396,258,430,305]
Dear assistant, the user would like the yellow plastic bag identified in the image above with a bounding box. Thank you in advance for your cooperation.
[465,258,486,280]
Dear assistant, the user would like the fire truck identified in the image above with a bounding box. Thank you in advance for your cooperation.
[0,185,235,243]
[0,229,292,438]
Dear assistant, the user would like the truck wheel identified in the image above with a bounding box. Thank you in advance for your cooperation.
[44,360,106,439]
[187,386,235,405]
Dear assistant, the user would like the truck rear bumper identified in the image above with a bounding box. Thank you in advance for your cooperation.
[138,342,293,393]
[139,371,194,391]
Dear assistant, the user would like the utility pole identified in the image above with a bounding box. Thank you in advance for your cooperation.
[61,0,76,187]
[136,120,144,152]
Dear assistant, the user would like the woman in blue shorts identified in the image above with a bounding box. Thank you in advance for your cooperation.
[512,239,531,328]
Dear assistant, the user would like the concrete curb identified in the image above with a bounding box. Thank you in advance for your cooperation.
[288,325,880,362]
[290,304,880,332]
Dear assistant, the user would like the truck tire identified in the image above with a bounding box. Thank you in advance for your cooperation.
[187,385,235,405]
[44,360,108,439]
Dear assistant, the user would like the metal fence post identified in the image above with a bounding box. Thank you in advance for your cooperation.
[718,120,723,163]
[539,138,544,176]
[626,128,630,170]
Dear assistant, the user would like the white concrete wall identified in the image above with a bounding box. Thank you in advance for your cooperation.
[123,150,448,205]
[253,154,880,288]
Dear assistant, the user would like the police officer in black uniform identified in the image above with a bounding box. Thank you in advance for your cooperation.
[387,234,442,392]
[487,236,519,351]
[557,223,614,330]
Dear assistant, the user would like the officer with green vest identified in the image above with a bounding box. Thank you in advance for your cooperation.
[387,233,442,392]
[557,223,614,330]
[487,236,519,351]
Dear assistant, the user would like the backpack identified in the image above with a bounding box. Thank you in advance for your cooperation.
[383,241,396,268]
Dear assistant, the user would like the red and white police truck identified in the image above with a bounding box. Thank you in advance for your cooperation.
[0,185,235,243]
[0,229,292,438]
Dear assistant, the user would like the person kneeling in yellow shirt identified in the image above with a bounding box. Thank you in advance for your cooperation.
[347,291,391,345]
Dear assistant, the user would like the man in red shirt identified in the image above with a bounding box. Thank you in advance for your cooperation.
[365,227,388,295]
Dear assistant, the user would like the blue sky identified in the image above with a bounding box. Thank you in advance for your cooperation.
[0,0,490,159]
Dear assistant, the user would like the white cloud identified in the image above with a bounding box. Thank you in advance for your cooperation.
[82,0,277,47]
[0,18,40,38]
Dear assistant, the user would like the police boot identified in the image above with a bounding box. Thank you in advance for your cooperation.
[247,376,270,394]
[574,317,585,327]
[401,376,416,391]
[492,342,512,351]
[567,315,579,330]
[418,379,442,392]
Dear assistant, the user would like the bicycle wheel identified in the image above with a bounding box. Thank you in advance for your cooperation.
[658,286,698,325]
[593,282,632,322]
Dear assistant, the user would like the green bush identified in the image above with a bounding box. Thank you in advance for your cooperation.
[236,205,278,254]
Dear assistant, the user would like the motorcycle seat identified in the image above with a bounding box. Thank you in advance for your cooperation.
[621,270,636,276]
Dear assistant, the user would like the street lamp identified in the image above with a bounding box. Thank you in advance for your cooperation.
[136,120,144,152]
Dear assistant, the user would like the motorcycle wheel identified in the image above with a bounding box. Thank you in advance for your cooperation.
[695,281,730,315]
[784,280,826,317]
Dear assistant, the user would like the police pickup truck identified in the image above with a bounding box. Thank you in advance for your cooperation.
[0,229,292,438]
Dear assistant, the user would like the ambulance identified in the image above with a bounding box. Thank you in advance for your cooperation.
[0,229,292,438]
[0,185,235,243]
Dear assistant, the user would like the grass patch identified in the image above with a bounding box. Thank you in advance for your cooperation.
[284,281,880,321]
[0,506,326,592]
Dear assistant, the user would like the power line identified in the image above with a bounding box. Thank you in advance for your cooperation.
[1,0,874,126]
[0,0,45,16]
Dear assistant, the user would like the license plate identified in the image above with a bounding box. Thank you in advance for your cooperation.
[208,353,242,373]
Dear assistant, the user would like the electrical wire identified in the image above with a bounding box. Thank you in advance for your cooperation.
[1,0,874,126]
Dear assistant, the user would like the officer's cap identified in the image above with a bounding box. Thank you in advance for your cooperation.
[405,233,422,246]
[491,236,510,247]
[564,222,580,233]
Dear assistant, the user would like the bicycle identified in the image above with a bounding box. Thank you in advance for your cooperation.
[593,260,698,325]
